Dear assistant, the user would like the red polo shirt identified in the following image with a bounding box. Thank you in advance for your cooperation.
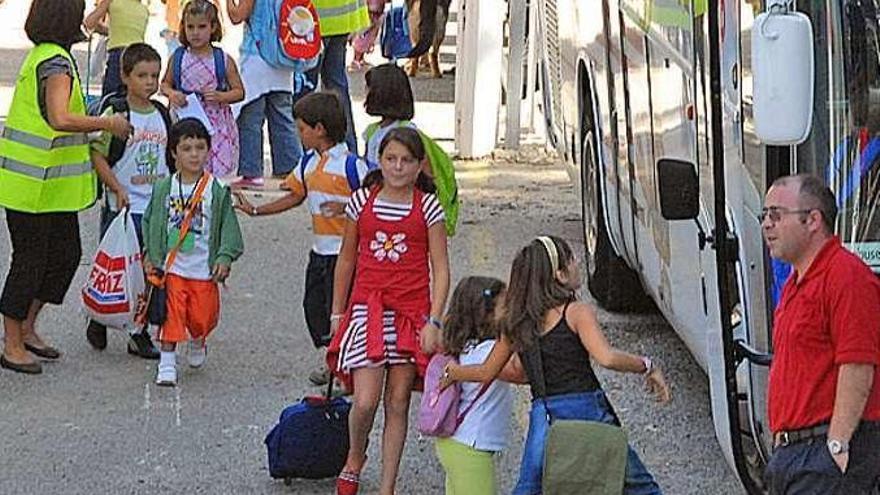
[768,237,880,432]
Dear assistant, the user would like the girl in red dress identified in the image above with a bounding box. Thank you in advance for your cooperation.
[327,127,450,495]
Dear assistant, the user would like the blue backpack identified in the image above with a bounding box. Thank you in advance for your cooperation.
[298,152,377,192]
[381,5,413,60]
[247,0,320,72]
[171,46,229,93]
[265,394,351,480]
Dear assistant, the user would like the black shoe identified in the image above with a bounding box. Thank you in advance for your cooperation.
[127,331,160,360]
[86,320,107,350]
[0,355,42,374]
[24,342,61,360]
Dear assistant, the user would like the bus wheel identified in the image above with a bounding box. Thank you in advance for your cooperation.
[580,128,652,312]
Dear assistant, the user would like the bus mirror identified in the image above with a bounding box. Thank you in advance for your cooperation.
[657,159,699,220]
[752,7,814,145]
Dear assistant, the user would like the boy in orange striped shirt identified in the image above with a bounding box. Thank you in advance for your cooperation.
[234,92,373,385]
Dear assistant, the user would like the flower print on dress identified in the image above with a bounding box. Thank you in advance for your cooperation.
[370,230,408,262]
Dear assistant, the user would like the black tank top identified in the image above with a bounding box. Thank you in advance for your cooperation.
[519,301,602,399]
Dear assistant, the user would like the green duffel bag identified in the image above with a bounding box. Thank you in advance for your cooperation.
[542,419,628,495]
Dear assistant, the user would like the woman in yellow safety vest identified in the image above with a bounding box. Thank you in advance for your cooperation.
[0,0,131,375]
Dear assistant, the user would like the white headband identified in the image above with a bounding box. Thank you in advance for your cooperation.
[536,236,559,273]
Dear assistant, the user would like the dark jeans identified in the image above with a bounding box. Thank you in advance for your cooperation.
[297,35,357,153]
[303,251,336,348]
[766,421,880,494]
[101,47,124,98]
[0,210,81,321]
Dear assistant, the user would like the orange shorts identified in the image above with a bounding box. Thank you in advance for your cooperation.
[159,273,220,343]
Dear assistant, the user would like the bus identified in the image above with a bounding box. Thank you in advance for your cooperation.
[534,0,879,491]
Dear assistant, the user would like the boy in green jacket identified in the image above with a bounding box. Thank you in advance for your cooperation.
[142,118,243,387]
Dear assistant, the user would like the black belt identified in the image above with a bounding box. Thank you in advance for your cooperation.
[773,423,829,447]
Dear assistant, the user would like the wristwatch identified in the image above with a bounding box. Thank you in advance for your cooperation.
[641,356,654,376]
[827,438,849,456]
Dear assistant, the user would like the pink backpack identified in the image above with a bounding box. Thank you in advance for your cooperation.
[418,354,492,437]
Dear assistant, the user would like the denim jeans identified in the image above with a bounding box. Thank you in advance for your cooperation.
[101,47,124,98]
[765,421,880,494]
[296,34,357,153]
[513,390,662,495]
[237,91,301,178]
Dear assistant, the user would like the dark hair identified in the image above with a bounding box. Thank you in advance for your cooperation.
[166,118,212,168]
[121,43,161,76]
[25,0,86,48]
[362,127,436,193]
[444,277,506,355]
[293,92,347,144]
[501,236,575,350]
[772,174,838,233]
[364,64,414,121]
[179,0,223,46]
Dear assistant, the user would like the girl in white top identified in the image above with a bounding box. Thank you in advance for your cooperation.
[435,276,526,495]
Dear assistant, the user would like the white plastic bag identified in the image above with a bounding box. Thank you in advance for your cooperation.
[82,210,146,332]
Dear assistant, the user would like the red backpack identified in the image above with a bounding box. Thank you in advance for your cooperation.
[278,0,322,61]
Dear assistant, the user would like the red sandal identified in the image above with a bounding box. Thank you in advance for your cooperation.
[336,471,360,495]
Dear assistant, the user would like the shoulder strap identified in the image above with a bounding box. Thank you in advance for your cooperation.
[151,100,175,173]
[212,46,228,91]
[455,379,493,427]
[105,95,130,167]
[345,154,363,191]
[299,150,316,197]
[172,46,186,92]
[162,174,212,276]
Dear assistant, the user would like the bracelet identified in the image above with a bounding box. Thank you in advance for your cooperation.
[426,316,443,330]
[251,206,258,216]
[641,356,654,376]
[330,313,344,322]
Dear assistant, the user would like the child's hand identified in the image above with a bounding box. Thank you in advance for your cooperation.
[233,192,255,215]
[168,90,187,108]
[202,90,225,104]
[645,367,672,404]
[420,322,442,354]
[142,258,154,276]
[439,362,457,390]
[212,264,230,283]
[318,200,346,217]
[113,187,130,210]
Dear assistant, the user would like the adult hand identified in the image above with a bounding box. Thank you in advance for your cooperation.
[831,451,849,474]
[168,90,187,108]
[420,322,442,354]
[113,188,130,210]
[645,367,672,404]
[105,113,133,139]
[212,264,230,283]
[319,200,346,217]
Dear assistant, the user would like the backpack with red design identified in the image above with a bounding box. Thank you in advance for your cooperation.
[279,0,322,60]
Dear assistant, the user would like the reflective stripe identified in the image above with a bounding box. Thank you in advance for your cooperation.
[317,2,362,18]
[1,127,89,150]
[0,157,92,180]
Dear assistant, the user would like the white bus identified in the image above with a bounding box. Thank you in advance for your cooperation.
[535,0,879,491]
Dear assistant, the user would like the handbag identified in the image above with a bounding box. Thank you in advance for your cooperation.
[418,353,492,437]
[531,341,628,495]
[138,174,211,326]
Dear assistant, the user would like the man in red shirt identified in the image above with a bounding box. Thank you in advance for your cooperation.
[762,174,880,494]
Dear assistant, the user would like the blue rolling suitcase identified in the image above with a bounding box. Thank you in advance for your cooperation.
[265,382,351,483]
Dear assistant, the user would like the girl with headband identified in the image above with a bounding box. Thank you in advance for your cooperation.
[441,235,671,494]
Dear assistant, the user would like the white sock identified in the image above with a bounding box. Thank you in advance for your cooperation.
[160,350,176,367]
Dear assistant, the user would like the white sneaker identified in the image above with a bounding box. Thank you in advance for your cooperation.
[156,363,177,386]
[188,339,207,368]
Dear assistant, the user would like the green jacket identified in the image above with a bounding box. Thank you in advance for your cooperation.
[142,176,244,270]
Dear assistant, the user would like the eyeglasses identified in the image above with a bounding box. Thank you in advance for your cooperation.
[758,206,814,223]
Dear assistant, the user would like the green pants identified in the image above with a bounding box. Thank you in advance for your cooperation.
[434,437,497,495]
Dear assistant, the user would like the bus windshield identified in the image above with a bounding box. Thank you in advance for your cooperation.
[799,0,880,270]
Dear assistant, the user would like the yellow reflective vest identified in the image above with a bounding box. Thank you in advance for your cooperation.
[0,43,95,213]
[315,0,370,37]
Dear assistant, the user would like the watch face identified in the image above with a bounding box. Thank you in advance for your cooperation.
[828,440,843,455]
